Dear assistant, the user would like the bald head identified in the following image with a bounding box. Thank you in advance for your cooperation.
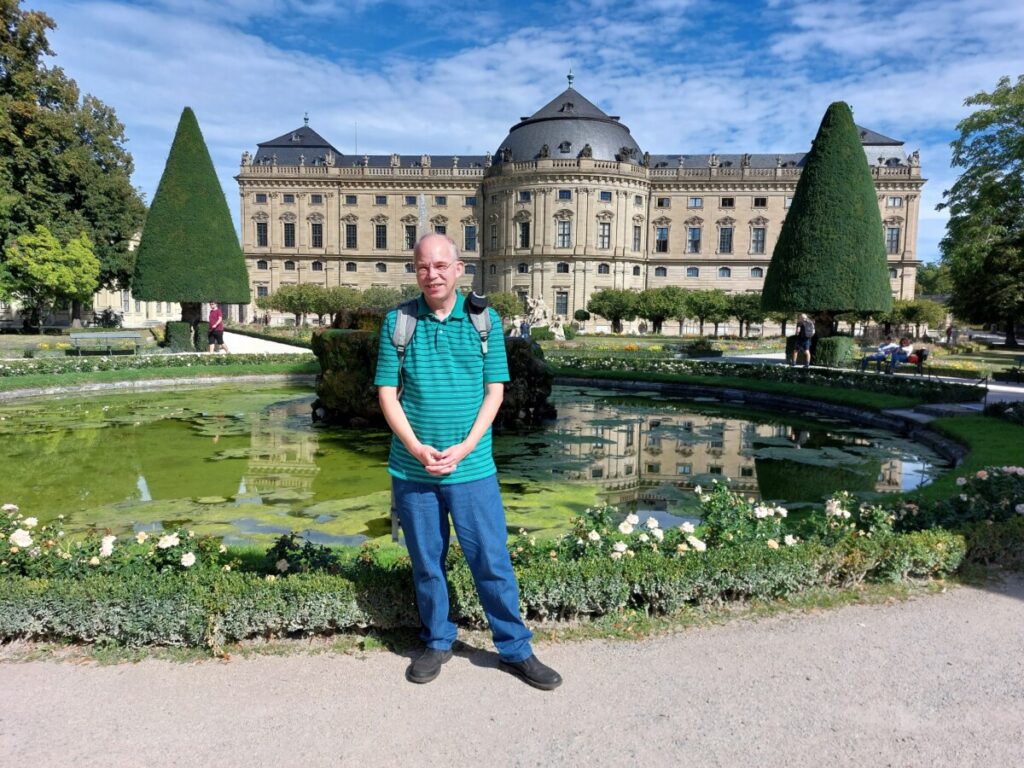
[414,233,460,262]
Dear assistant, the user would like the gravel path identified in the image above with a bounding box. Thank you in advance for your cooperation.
[2,576,1022,767]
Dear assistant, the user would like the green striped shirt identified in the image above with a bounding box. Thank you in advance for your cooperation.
[374,294,509,484]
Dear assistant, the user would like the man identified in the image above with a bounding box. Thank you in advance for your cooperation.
[791,313,814,367]
[885,337,914,374]
[859,335,899,373]
[207,303,228,353]
[374,233,562,691]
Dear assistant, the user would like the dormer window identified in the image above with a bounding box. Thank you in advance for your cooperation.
[559,141,572,153]
[559,102,575,113]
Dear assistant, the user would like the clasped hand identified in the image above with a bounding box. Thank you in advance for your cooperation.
[411,441,471,475]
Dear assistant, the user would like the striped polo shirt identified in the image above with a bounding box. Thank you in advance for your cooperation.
[374,294,509,484]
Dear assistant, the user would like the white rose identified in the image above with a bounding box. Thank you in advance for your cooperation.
[99,535,116,558]
[766,539,780,549]
[9,529,32,548]
[686,535,707,552]
[679,521,695,534]
[610,551,623,561]
[625,513,640,526]
[784,534,798,546]
[88,556,100,566]
[693,485,703,495]
[2,503,18,514]
[645,516,660,530]
[639,533,649,543]
[218,544,227,554]
[1016,504,1024,516]
[652,528,664,542]
[776,507,788,518]
[180,552,196,568]
[617,521,634,535]
[23,517,38,529]
[157,533,180,549]
[955,477,967,487]
[135,531,148,544]
[276,558,289,572]
[754,506,770,519]
[612,541,628,553]
[588,531,601,542]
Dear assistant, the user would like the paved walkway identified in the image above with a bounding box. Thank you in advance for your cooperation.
[2,576,1021,767]
[221,330,309,355]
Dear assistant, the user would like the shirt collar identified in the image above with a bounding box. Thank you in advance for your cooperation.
[416,293,466,320]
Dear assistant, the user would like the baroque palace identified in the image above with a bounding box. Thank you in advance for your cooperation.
[237,78,925,332]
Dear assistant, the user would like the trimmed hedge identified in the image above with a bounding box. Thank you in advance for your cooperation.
[165,321,194,352]
[814,336,856,367]
[0,528,967,648]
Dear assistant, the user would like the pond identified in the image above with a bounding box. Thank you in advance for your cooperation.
[0,384,950,545]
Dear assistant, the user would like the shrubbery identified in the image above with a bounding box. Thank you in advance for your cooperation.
[0,352,315,378]
[813,336,856,367]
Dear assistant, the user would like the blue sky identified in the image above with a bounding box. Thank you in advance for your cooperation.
[32,0,1024,263]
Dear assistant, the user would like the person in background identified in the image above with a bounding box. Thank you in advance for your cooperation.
[207,303,228,353]
[885,337,914,374]
[860,336,899,373]
[790,313,815,367]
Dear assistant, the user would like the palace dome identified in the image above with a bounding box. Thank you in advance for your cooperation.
[494,87,644,165]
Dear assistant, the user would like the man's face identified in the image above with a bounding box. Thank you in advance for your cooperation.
[415,236,464,306]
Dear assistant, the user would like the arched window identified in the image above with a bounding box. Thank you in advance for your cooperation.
[465,264,477,275]
[598,263,610,275]
[256,260,268,270]
[311,261,323,272]
[283,260,296,271]
[889,267,899,279]
[632,266,641,276]
[750,266,764,278]
[718,266,731,278]
[686,267,699,278]
[556,262,570,274]
[517,262,529,274]
[655,266,668,277]
[346,262,357,272]
[489,264,497,275]
[375,262,387,273]
[405,263,415,273]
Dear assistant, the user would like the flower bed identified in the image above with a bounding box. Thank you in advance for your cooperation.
[0,352,315,378]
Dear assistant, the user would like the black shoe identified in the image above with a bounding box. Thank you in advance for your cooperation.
[406,648,452,684]
[499,654,563,691]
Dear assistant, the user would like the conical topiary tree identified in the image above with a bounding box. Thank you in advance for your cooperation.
[133,107,250,324]
[761,102,892,336]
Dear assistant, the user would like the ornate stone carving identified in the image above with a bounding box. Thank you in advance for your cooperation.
[708,153,719,167]
[241,150,251,166]
[485,151,492,167]
[684,215,704,226]
[716,216,736,226]
[341,213,359,223]
[280,212,297,223]
[749,216,769,226]
[420,154,431,168]
[580,143,593,158]
[252,211,269,222]
[370,214,389,224]
[430,214,449,225]
[390,153,401,167]
[741,153,751,168]
[307,212,324,223]
[513,210,532,223]
[653,216,672,226]
[909,150,920,167]
[500,147,512,162]
[400,214,418,224]
[596,210,614,222]
[632,214,645,224]
[538,144,550,159]
[553,208,574,221]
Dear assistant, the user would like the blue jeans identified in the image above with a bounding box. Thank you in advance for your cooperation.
[860,352,887,372]
[886,351,909,374]
[393,474,533,662]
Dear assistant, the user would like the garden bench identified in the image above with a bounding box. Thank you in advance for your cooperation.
[1003,356,1024,383]
[68,330,144,355]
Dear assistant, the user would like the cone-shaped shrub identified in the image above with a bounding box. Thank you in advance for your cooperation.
[133,108,250,319]
[761,102,892,323]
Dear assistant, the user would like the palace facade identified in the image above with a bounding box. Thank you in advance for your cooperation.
[237,83,925,332]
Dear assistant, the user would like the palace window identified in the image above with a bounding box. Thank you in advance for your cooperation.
[656,197,671,208]
[435,196,447,206]
[598,263,610,275]
[687,227,701,253]
[345,224,357,249]
[599,191,612,202]
[558,189,572,201]
[677,463,692,475]
[718,266,732,278]
[464,225,477,252]
[688,197,703,208]
[490,223,498,249]
[311,223,323,248]
[284,222,295,248]
[405,263,415,273]
[310,194,323,205]
[753,196,767,208]
[374,195,387,205]
[345,194,357,205]
[284,260,296,271]
[404,195,417,206]
[517,262,529,274]
[886,227,901,254]
[519,222,530,248]
[632,225,642,251]
[519,190,532,203]
[405,225,417,250]
[254,193,267,204]
[489,264,497,275]
[784,196,793,208]
[751,266,764,278]
[655,226,669,253]
[721,197,734,208]
[719,226,733,254]
[556,262,570,274]
[632,265,641,276]
[257,285,269,298]
[375,262,387,273]
[889,267,899,279]
[346,262,357,272]
[887,196,904,207]
[256,222,268,247]
[751,227,766,254]
[557,220,572,248]
[686,266,700,278]
[375,224,387,249]
[634,195,644,206]
[433,224,446,235]
[465,196,477,206]
[311,260,323,272]
[256,260,268,270]
[283,194,295,204]
[555,291,569,316]
[655,266,668,277]
[598,221,611,249]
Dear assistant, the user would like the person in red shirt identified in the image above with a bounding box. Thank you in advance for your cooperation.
[207,304,229,353]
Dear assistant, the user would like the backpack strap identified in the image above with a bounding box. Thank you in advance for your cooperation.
[465,292,492,355]
[391,299,419,366]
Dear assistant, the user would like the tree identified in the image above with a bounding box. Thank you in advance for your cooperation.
[358,286,402,311]
[325,285,360,325]
[0,1,145,312]
[132,107,249,323]
[685,289,730,336]
[766,311,792,337]
[729,292,767,338]
[761,101,892,337]
[0,225,98,326]
[266,283,322,327]
[915,262,952,296]
[890,298,947,339]
[587,289,638,333]
[489,291,522,324]
[636,286,688,334]
[938,75,1024,347]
